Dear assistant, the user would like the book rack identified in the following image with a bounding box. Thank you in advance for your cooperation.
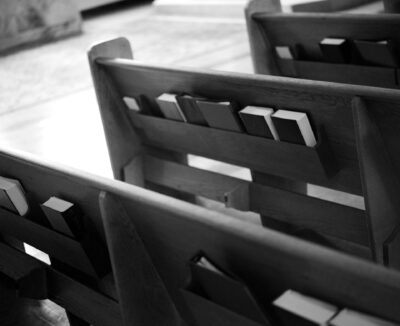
[1,148,400,325]
[89,37,400,267]
[127,112,338,182]
[246,10,400,88]
[276,58,398,88]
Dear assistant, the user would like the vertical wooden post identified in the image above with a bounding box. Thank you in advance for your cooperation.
[352,97,400,266]
[245,0,282,74]
[99,191,182,326]
[88,38,144,184]
[88,38,195,203]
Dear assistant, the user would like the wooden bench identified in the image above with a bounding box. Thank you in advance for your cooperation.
[1,148,400,325]
[89,37,400,268]
[245,5,400,88]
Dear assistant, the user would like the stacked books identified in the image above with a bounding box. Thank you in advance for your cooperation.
[319,38,350,63]
[126,92,318,147]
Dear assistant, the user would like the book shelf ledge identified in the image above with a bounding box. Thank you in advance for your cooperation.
[276,58,398,88]
[127,111,339,186]
[181,289,267,326]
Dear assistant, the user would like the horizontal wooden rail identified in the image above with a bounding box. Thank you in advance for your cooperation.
[48,269,121,326]
[140,156,368,246]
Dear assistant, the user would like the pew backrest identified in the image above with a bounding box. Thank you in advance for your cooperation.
[1,148,400,325]
[89,37,400,268]
[245,5,400,89]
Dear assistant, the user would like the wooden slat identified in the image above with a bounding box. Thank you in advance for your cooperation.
[129,112,336,188]
[250,182,368,245]
[0,208,97,277]
[143,155,247,203]
[141,156,368,246]
[0,242,46,299]
[47,269,121,326]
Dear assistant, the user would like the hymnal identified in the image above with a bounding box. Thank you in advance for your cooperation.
[354,40,398,67]
[239,106,279,140]
[42,196,110,277]
[275,46,295,60]
[190,254,270,324]
[41,197,84,238]
[319,38,349,63]
[176,94,208,126]
[0,176,28,216]
[329,309,397,326]
[273,290,338,326]
[196,100,244,132]
[123,96,141,112]
[156,93,186,122]
[272,110,317,147]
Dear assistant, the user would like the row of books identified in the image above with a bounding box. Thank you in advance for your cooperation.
[0,176,109,275]
[190,254,396,326]
[123,94,317,147]
[0,175,87,236]
[276,38,398,67]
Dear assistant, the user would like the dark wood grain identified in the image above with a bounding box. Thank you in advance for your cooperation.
[247,9,400,88]
[142,155,367,247]
[47,269,121,326]
[277,59,398,89]
[99,191,182,326]
[353,97,400,265]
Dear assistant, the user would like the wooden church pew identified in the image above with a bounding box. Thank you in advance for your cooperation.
[89,37,400,268]
[1,148,400,325]
[245,4,400,88]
